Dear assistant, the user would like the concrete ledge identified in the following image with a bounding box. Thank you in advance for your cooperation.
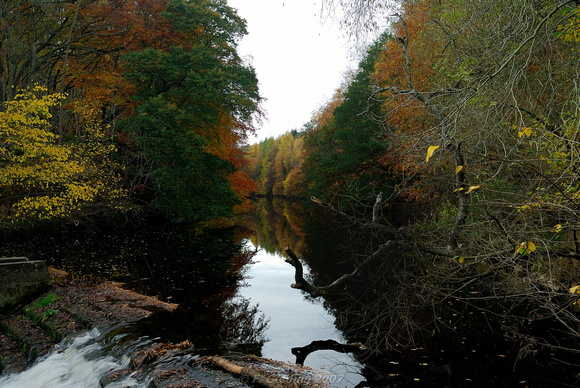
[0,257,51,308]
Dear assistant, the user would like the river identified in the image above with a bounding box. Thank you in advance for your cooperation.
[3,198,578,387]
[0,199,366,387]
[237,241,364,386]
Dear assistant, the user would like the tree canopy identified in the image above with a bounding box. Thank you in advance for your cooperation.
[0,0,261,229]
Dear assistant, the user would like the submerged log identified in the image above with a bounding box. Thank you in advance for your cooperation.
[291,339,367,365]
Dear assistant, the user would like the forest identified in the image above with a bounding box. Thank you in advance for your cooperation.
[246,0,580,381]
[0,0,261,230]
[3,0,580,383]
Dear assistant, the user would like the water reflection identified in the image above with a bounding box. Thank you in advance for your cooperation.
[1,224,271,357]
[238,241,365,387]
[2,201,369,386]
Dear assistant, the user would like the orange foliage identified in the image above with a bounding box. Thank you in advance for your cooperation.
[69,0,257,214]
[203,113,258,213]
[373,0,445,202]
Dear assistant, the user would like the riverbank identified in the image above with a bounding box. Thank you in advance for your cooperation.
[0,268,325,387]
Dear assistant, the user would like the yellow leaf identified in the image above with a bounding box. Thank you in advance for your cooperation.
[551,224,563,233]
[453,187,464,192]
[569,285,580,294]
[518,127,532,138]
[466,185,480,194]
[426,145,440,163]
[459,257,465,264]
[517,241,536,255]
[516,205,531,212]
[455,165,464,174]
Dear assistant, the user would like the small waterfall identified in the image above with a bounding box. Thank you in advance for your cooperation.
[0,328,150,388]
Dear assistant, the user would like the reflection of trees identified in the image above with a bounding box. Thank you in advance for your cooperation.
[3,221,271,358]
[244,198,309,256]
[248,197,580,386]
[220,295,270,356]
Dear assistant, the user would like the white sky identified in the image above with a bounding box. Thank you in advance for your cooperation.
[227,0,354,143]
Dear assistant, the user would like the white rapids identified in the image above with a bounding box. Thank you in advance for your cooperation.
[0,328,147,388]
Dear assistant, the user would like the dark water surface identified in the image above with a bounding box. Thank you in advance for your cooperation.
[3,199,579,387]
[1,202,366,386]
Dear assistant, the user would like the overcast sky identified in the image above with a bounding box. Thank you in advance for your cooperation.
[227,0,354,143]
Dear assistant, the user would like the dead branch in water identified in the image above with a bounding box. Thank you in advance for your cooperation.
[291,339,367,365]
[284,240,401,298]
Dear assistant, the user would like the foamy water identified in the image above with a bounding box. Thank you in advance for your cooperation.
[0,329,147,388]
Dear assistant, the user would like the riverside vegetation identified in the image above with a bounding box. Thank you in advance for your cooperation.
[3,0,580,386]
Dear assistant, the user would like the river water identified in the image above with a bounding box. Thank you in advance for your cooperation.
[6,199,577,387]
[0,329,147,388]
[237,241,364,386]
[0,199,366,387]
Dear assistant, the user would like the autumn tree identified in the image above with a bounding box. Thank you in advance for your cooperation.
[0,87,127,229]
[119,0,261,223]
[302,32,392,199]
[281,0,580,376]
[244,132,306,198]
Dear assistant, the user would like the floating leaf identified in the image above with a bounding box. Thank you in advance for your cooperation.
[518,127,532,138]
[426,145,440,163]
[466,185,480,194]
[455,165,464,174]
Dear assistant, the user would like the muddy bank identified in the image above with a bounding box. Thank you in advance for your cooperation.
[0,269,325,387]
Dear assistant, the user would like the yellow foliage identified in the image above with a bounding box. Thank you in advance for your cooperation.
[569,285,580,294]
[558,12,580,48]
[516,241,536,255]
[466,185,480,194]
[0,88,129,227]
[425,145,440,163]
[518,127,532,138]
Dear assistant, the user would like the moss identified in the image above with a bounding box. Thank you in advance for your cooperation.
[23,309,62,342]
[0,321,36,360]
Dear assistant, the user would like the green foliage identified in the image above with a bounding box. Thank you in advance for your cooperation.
[121,97,239,222]
[119,0,260,223]
[31,293,60,309]
[0,0,261,230]
[302,33,393,198]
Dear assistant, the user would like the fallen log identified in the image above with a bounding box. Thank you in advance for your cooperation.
[291,339,367,365]
[284,241,400,298]
[210,355,326,387]
[213,356,275,387]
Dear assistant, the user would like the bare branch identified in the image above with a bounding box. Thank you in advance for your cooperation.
[284,241,400,298]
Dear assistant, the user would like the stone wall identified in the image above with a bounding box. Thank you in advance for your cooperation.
[0,257,51,308]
